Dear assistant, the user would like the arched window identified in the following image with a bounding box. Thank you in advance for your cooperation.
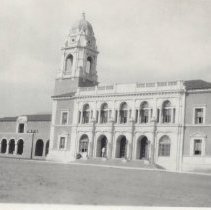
[1,139,7,153]
[140,101,150,123]
[8,139,15,154]
[159,136,171,157]
[100,103,108,123]
[120,102,128,124]
[79,134,89,153]
[17,139,24,155]
[65,54,73,73]
[82,104,90,124]
[35,139,44,156]
[162,100,175,123]
[86,57,92,74]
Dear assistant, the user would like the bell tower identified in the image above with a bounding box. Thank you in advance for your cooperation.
[54,13,98,96]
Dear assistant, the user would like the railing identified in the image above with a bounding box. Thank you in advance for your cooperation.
[76,81,185,96]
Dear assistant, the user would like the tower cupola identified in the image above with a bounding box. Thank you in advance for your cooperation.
[54,13,99,96]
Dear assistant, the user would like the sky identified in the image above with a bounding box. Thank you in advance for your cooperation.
[0,0,211,117]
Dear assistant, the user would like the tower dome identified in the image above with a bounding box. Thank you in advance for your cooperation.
[70,13,94,36]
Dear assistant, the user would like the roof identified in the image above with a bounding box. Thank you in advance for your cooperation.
[52,92,75,98]
[184,80,211,90]
[26,114,51,121]
[0,114,51,122]
[0,117,17,122]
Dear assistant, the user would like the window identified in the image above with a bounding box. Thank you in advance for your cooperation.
[59,137,66,149]
[140,102,150,123]
[65,54,73,73]
[100,103,108,123]
[61,112,68,125]
[157,109,160,123]
[193,139,202,155]
[120,102,128,124]
[158,136,171,157]
[82,104,90,124]
[18,123,25,133]
[86,57,92,74]
[194,108,204,124]
[162,100,174,123]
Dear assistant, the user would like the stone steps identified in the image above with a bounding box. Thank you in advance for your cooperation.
[75,157,157,169]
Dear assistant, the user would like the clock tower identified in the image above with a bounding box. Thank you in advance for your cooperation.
[54,13,98,96]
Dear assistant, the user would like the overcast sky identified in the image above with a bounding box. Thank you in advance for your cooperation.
[0,0,211,117]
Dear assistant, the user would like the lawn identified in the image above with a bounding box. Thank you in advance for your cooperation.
[0,157,210,206]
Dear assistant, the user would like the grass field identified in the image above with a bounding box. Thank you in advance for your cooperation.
[0,157,210,206]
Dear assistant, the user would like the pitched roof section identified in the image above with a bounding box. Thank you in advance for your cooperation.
[0,114,51,122]
[0,117,17,122]
[184,80,211,90]
[52,92,75,98]
[27,114,51,121]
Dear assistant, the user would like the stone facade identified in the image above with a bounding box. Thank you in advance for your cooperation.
[0,115,51,160]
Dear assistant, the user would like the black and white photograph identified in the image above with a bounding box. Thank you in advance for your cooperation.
[0,0,211,209]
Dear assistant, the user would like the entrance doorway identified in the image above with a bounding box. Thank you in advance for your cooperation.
[96,135,107,157]
[35,139,44,156]
[116,136,127,158]
[79,134,89,158]
[137,136,149,159]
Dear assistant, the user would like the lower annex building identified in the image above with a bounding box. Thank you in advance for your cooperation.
[0,14,211,172]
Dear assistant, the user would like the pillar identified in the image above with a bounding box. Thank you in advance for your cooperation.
[14,143,18,155]
[6,141,9,154]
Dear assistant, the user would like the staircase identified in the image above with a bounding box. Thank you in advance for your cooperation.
[75,157,159,169]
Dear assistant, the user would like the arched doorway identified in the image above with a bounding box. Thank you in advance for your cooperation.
[35,139,44,156]
[1,139,7,153]
[17,139,24,155]
[137,136,149,159]
[96,135,107,157]
[79,134,89,157]
[8,139,15,154]
[45,140,49,156]
[116,136,127,158]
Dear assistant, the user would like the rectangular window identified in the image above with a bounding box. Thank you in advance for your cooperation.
[159,144,170,156]
[59,137,66,149]
[61,112,68,125]
[18,123,25,133]
[194,108,204,124]
[194,139,202,155]
[157,109,160,123]
[163,109,171,123]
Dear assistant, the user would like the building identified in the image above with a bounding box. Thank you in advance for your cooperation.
[0,14,211,172]
[0,114,51,159]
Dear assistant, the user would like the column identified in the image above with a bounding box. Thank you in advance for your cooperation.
[6,141,9,154]
[159,107,162,123]
[171,108,174,123]
[132,136,137,160]
[14,143,18,155]
[137,109,140,123]
[80,110,83,124]
[117,110,120,124]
